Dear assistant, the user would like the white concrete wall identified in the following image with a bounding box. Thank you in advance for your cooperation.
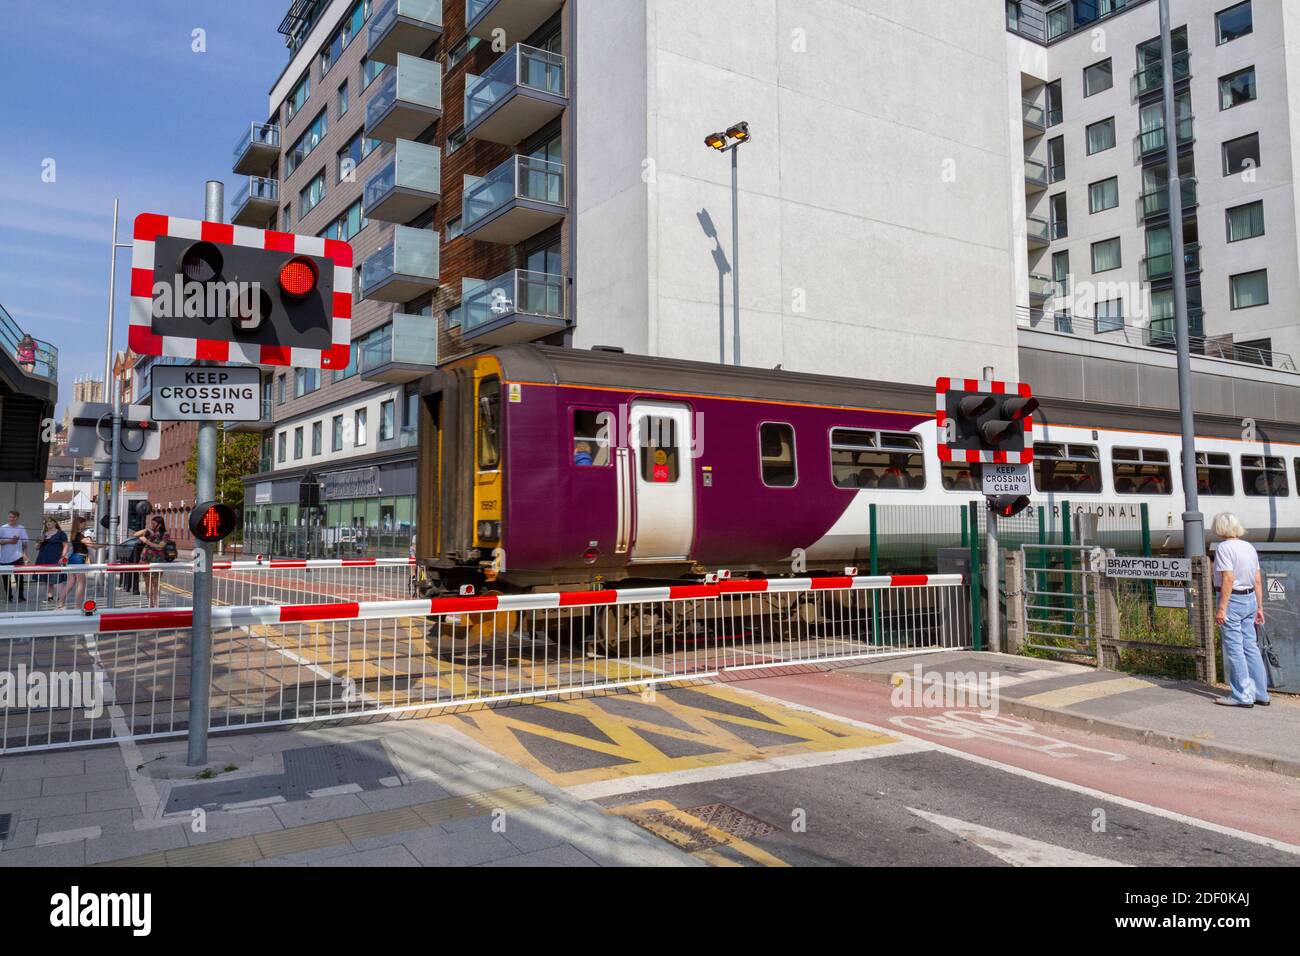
[270,385,405,472]
[575,0,1020,385]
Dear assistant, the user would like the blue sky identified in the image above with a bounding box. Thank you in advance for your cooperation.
[0,0,287,415]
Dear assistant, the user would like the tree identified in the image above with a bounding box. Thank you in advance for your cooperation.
[185,427,263,521]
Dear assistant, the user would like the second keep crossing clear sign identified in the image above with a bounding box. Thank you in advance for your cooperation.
[151,365,262,421]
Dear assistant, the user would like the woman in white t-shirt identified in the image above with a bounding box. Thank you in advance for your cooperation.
[1211,512,1270,708]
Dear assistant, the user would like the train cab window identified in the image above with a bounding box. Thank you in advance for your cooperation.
[1033,443,1102,493]
[639,416,679,483]
[477,377,500,471]
[831,429,924,489]
[571,410,611,466]
[759,423,797,487]
[1112,447,1172,495]
[1242,455,1289,496]
[1196,452,1235,496]
[941,463,982,491]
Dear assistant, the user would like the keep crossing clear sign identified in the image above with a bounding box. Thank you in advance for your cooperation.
[1104,556,1191,581]
[151,365,262,421]
[982,462,1031,496]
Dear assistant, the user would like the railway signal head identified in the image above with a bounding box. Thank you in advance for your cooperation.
[988,494,1031,518]
[189,501,237,543]
[936,376,1038,464]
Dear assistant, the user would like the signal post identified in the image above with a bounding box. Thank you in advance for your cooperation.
[937,371,1038,653]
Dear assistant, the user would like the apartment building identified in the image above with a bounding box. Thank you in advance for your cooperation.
[1008,0,1299,367]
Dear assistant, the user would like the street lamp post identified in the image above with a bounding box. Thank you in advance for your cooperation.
[705,122,751,366]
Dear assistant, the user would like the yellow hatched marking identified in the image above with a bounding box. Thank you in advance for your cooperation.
[1020,676,1153,708]
[607,800,789,868]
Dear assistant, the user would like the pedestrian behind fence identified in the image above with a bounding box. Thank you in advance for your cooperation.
[1211,512,1271,709]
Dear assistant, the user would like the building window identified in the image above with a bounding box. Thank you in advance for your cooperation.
[319,198,366,242]
[1084,58,1112,96]
[281,206,292,231]
[1033,443,1101,493]
[445,127,467,156]
[1219,65,1256,110]
[1242,455,1288,496]
[277,431,287,463]
[294,426,304,460]
[1197,452,1234,496]
[1049,192,1068,239]
[1088,177,1118,214]
[320,0,366,75]
[286,109,328,176]
[361,56,385,90]
[1216,1,1253,45]
[380,399,395,441]
[354,408,368,446]
[446,34,480,70]
[1223,133,1260,176]
[1086,117,1115,155]
[284,72,310,121]
[830,430,924,490]
[1047,136,1066,182]
[1045,80,1063,127]
[1230,269,1268,309]
[1051,250,1070,294]
[1095,297,1123,333]
[759,423,797,488]
[1045,4,1069,40]
[338,80,349,116]
[332,415,344,451]
[1113,448,1172,495]
[295,367,318,398]
[337,130,363,182]
[299,171,326,217]
[1226,200,1264,242]
[311,421,322,456]
[276,374,286,404]
[1091,237,1121,273]
[444,215,463,241]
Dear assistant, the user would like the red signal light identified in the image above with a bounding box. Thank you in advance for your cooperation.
[189,501,237,543]
[278,256,318,298]
[82,599,97,616]
[202,507,222,540]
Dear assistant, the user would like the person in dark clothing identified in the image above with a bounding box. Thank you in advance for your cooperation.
[35,516,67,602]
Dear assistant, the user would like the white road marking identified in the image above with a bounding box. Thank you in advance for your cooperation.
[35,825,102,847]
[725,685,1300,858]
[907,807,1129,867]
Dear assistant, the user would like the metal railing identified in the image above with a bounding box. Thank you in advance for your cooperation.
[232,121,280,163]
[1141,242,1200,282]
[1133,50,1191,97]
[0,573,968,753]
[1137,177,1197,220]
[465,43,566,129]
[461,269,565,334]
[232,175,279,210]
[463,154,566,229]
[359,224,440,297]
[1135,114,1194,158]
[0,302,57,381]
[363,139,441,215]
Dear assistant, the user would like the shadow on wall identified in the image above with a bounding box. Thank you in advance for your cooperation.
[697,208,730,366]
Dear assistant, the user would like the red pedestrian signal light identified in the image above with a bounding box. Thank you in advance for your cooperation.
[278,256,318,299]
[189,501,237,543]
[988,494,1031,518]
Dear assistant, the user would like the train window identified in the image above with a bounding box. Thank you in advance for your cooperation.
[477,377,500,471]
[639,416,679,483]
[941,463,982,491]
[1112,447,1172,495]
[759,423,797,487]
[1242,455,1289,496]
[830,429,924,489]
[1033,442,1102,493]
[571,410,611,466]
[1196,452,1234,496]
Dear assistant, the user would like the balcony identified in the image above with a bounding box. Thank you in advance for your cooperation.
[360,225,440,303]
[360,313,439,383]
[364,53,442,143]
[1,303,57,383]
[1027,215,1050,249]
[1141,243,1201,283]
[364,139,441,224]
[465,44,567,146]
[460,270,566,345]
[1137,177,1197,222]
[1024,158,1048,192]
[226,398,275,433]
[1145,309,1205,349]
[1133,50,1191,98]
[368,0,443,65]
[1022,99,1045,138]
[466,0,562,43]
[1028,273,1057,303]
[1135,115,1194,160]
[231,176,279,227]
[233,122,280,176]
[462,155,566,245]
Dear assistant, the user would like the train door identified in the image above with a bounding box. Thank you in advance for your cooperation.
[627,401,694,562]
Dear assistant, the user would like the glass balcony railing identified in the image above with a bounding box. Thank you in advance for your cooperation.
[1145,308,1205,349]
[463,154,566,234]
[1027,215,1050,244]
[1135,114,1194,157]
[465,43,566,133]
[1141,242,1201,282]
[466,0,561,40]
[231,176,280,226]
[360,225,439,302]
[1028,274,1057,299]
[1134,50,1191,97]
[363,139,441,222]
[368,0,444,64]
[360,313,438,382]
[232,122,280,174]
[365,53,443,142]
[0,303,57,382]
[1022,99,1045,131]
[1138,178,1197,220]
[1024,158,1048,188]
[461,269,565,341]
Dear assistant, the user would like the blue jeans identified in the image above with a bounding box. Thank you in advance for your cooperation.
[1220,592,1270,704]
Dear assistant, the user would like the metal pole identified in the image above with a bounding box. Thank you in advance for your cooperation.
[187,180,223,766]
[1159,0,1204,558]
[731,145,740,366]
[95,200,121,556]
[105,376,123,608]
[983,365,1000,653]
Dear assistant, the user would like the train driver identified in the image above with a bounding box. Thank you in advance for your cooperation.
[574,440,594,466]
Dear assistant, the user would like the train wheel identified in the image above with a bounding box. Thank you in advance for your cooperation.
[592,603,673,657]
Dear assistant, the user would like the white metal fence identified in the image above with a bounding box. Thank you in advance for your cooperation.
[0,557,418,614]
[0,573,968,754]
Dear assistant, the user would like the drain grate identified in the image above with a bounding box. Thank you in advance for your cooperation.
[0,813,12,842]
[681,803,776,840]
